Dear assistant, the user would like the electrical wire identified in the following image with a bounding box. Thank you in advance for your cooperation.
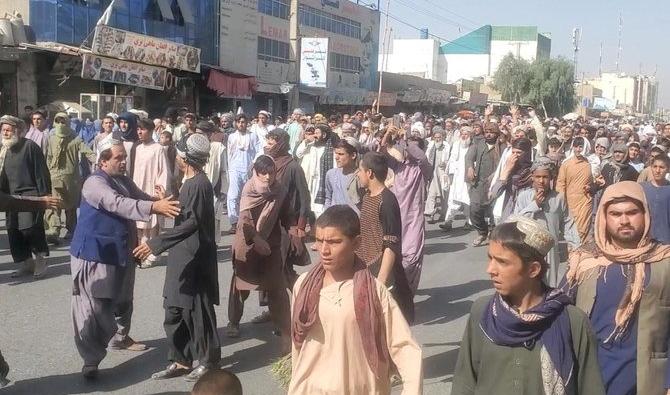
[385,12,484,53]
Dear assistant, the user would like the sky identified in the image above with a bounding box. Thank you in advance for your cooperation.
[376,0,670,107]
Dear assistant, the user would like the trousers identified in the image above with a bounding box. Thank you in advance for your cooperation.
[164,293,221,368]
[226,170,249,225]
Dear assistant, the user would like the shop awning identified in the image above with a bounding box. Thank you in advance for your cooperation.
[206,69,257,99]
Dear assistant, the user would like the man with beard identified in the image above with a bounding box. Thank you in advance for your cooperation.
[250,110,274,150]
[24,110,49,155]
[465,122,501,246]
[116,112,139,156]
[424,128,450,224]
[514,157,580,286]
[0,115,51,279]
[44,112,96,244]
[286,108,305,154]
[295,124,338,219]
[441,126,473,232]
[565,181,670,395]
[197,121,227,244]
[556,137,593,243]
[589,142,639,215]
[0,188,61,387]
[219,112,235,135]
[587,137,610,177]
[70,139,180,378]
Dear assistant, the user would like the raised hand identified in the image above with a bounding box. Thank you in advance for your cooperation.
[151,196,181,218]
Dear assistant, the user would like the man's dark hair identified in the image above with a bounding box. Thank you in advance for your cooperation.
[361,151,388,182]
[572,136,585,147]
[548,137,562,148]
[512,137,532,152]
[489,222,547,278]
[235,114,247,122]
[137,118,154,131]
[651,154,670,169]
[30,110,45,119]
[334,139,357,155]
[253,155,275,175]
[604,196,645,214]
[191,369,242,395]
[328,114,340,123]
[102,115,115,123]
[316,205,360,239]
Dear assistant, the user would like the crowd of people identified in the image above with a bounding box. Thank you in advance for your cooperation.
[0,101,669,394]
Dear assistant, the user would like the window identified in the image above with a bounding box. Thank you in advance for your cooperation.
[258,0,289,19]
[257,36,289,63]
[298,5,361,39]
[330,53,360,74]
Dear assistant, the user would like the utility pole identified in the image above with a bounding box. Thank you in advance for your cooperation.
[376,0,391,113]
[572,27,580,82]
[598,41,603,77]
[616,12,623,74]
[288,0,300,111]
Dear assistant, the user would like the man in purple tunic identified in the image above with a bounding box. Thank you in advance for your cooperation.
[381,127,432,294]
[69,139,180,378]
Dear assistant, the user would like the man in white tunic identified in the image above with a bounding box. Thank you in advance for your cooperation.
[424,127,450,223]
[129,119,170,268]
[441,126,473,231]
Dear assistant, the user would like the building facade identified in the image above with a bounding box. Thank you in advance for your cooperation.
[586,72,658,115]
[440,25,551,84]
[219,0,380,114]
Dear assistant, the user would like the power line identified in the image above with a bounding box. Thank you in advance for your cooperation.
[391,0,476,33]
[385,12,482,53]
[415,0,482,29]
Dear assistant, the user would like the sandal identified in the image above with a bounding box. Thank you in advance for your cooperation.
[472,235,487,247]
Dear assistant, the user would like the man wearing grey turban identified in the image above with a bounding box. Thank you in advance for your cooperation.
[513,157,580,286]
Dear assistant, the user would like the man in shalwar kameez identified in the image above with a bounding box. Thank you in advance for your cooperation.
[69,139,180,378]
[129,118,170,268]
[381,128,432,295]
[424,128,450,223]
[556,137,593,242]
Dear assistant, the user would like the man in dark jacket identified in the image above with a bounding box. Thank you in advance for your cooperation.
[134,133,220,382]
[465,122,501,246]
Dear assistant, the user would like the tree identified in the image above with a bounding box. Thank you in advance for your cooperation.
[525,57,576,118]
[492,54,577,118]
[492,53,531,104]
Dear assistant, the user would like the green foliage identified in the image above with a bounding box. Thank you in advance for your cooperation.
[492,54,577,117]
[270,354,292,389]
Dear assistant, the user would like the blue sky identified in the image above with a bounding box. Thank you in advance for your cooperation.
[377,0,669,107]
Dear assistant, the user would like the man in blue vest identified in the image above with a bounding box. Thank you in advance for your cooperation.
[69,138,180,379]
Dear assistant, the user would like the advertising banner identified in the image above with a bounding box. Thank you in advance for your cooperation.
[81,54,166,91]
[300,37,329,88]
[91,25,201,73]
[220,0,259,75]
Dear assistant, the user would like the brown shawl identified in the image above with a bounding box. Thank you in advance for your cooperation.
[292,258,390,379]
[232,168,287,262]
[566,181,670,339]
[264,129,293,179]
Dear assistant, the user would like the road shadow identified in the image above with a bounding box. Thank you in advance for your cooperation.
[423,242,467,256]
[0,255,71,285]
[423,346,460,381]
[413,280,491,326]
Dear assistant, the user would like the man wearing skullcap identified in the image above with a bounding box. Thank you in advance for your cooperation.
[587,137,610,177]
[0,115,52,279]
[69,139,180,378]
[565,181,670,395]
[134,133,220,382]
[424,127,450,223]
[250,110,275,149]
[453,217,604,395]
[513,157,580,286]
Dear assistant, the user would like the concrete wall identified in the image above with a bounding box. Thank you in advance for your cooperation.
[16,53,37,110]
[489,40,538,76]
[444,53,489,83]
[590,73,638,107]
[0,0,30,24]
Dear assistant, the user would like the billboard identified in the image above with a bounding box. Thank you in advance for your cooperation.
[300,37,328,88]
[220,0,259,75]
[81,54,166,91]
[91,25,201,73]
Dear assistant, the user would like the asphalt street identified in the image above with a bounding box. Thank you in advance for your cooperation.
[0,216,497,395]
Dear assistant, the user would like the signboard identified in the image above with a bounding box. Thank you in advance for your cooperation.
[220,0,259,75]
[300,37,329,88]
[81,54,166,91]
[91,25,201,73]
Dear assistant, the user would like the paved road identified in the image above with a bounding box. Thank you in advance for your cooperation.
[0,217,492,395]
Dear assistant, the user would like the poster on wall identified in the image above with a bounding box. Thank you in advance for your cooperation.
[81,54,166,91]
[220,0,259,75]
[91,25,201,73]
[300,37,329,88]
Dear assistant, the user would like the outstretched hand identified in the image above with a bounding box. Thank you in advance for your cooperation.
[151,195,180,218]
[133,242,152,261]
[40,195,63,210]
